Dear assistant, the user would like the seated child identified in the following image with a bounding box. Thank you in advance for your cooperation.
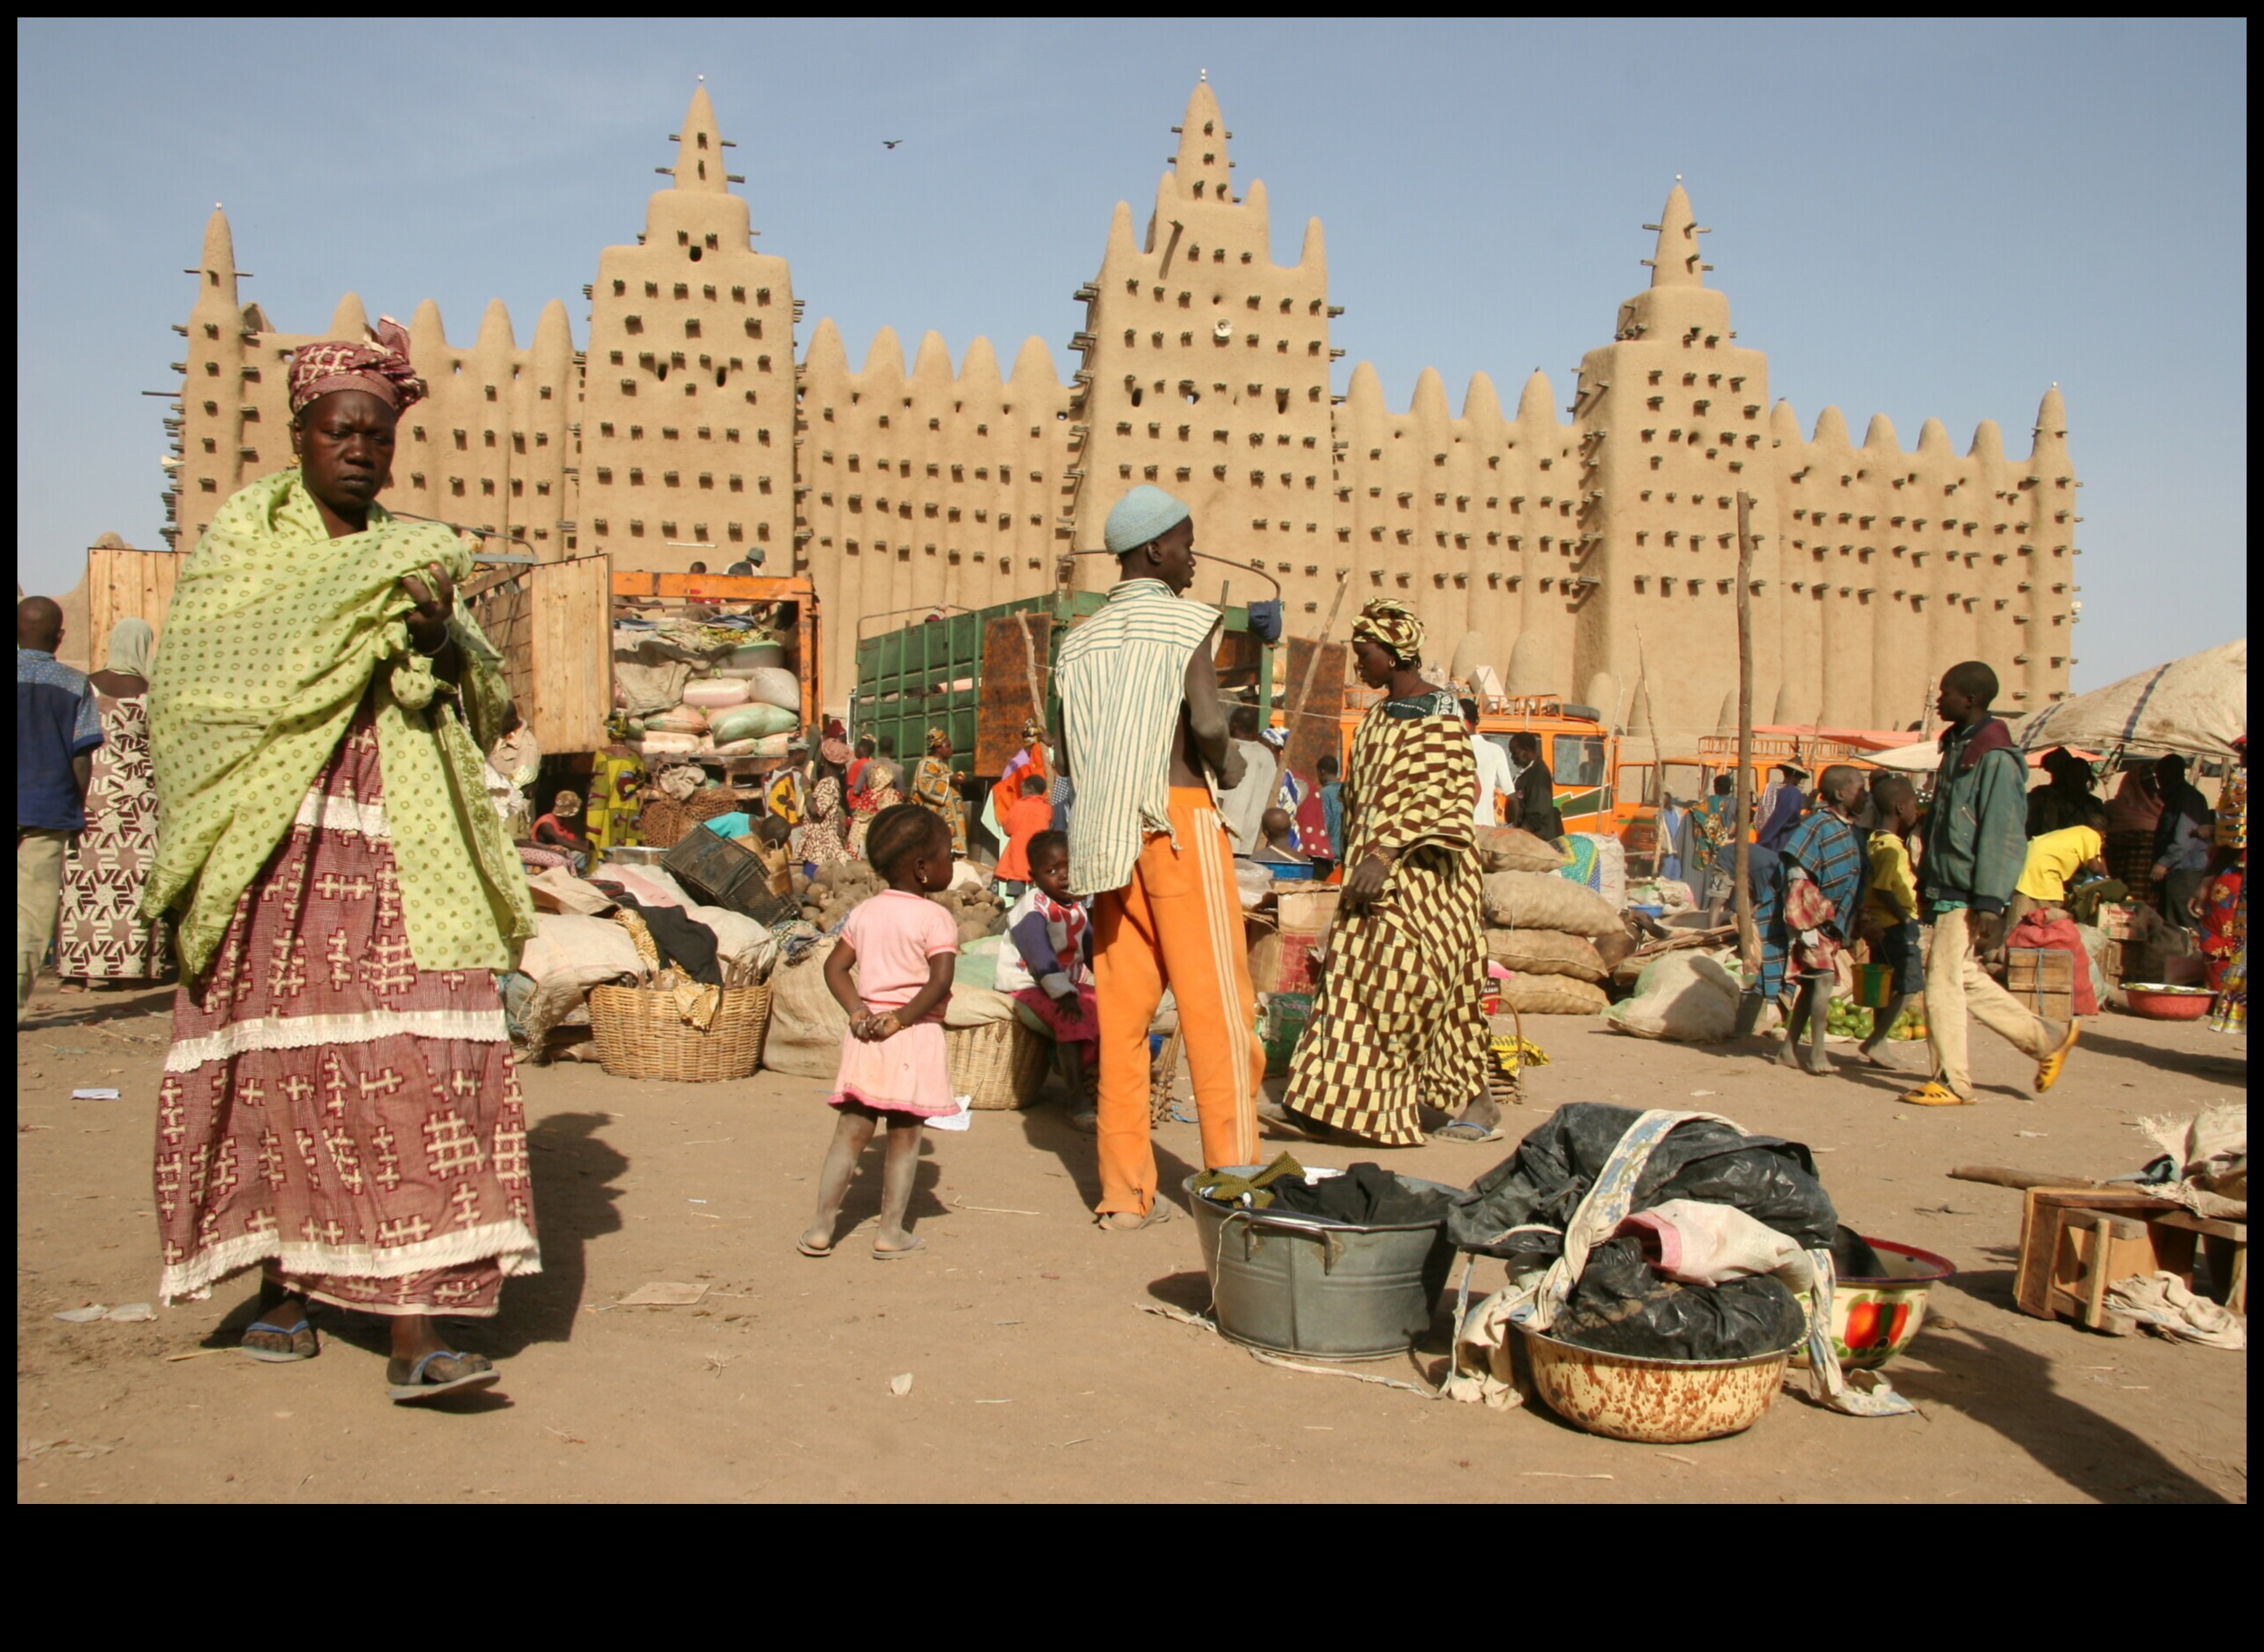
[1253,806,1310,867]
[738,813,795,899]
[993,772,1055,897]
[533,789,592,873]
[798,804,959,1260]
[994,830,1098,1132]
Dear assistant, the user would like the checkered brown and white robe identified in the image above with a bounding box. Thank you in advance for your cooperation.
[1285,694,1491,1144]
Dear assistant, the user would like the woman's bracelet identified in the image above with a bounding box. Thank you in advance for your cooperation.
[412,624,450,658]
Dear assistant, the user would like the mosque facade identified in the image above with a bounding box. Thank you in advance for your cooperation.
[162,81,2079,736]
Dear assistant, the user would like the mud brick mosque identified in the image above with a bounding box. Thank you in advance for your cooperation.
[161,79,2079,733]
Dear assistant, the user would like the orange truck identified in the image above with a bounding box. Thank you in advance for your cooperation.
[1614,727,1901,873]
[1330,691,1626,836]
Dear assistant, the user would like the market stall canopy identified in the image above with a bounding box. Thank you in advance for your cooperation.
[1865,738,2082,773]
[2017,638,2247,761]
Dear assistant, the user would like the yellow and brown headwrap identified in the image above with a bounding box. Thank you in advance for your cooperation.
[926,726,952,754]
[1351,599,1425,665]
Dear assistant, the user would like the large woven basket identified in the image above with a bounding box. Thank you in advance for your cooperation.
[636,796,690,848]
[588,981,771,1082]
[947,1018,1052,1110]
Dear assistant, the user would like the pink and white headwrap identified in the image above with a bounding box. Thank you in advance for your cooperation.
[287,316,427,418]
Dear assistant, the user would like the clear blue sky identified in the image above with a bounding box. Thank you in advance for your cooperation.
[17,18,2246,691]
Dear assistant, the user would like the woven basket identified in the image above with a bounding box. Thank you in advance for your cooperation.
[687,787,754,823]
[637,796,690,848]
[947,1018,1052,1110]
[587,981,771,1082]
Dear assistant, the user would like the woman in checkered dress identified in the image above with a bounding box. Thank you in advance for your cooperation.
[1276,602,1492,1146]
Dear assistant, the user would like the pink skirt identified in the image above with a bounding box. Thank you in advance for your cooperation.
[829,1018,953,1118]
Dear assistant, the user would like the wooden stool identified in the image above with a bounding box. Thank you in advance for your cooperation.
[2015,1187,2246,1332]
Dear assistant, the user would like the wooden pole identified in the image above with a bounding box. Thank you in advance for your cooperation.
[1734,492,1759,977]
[1290,569,1351,728]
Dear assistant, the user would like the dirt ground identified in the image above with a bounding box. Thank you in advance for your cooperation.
[17,978,2247,1504]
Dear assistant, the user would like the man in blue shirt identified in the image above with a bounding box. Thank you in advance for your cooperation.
[18,597,103,1017]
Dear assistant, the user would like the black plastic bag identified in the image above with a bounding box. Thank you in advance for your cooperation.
[1446,1102,1834,1363]
[1550,1236,1808,1360]
[1447,1102,1836,1258]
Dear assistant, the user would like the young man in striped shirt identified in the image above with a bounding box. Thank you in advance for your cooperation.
[1056,488,1263,1231]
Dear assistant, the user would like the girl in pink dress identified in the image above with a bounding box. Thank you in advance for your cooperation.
[798,805,959,1259]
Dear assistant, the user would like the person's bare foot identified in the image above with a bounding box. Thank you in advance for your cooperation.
[797,1223,835,1258]
[1857,1041,1904,1069]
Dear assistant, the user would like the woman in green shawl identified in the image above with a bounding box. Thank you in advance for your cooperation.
[145,322,539,1405]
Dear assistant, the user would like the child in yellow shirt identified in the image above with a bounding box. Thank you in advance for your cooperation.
[1859,774,1924,1068]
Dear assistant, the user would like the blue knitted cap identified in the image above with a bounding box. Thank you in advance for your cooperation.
[1103,484,1191,555]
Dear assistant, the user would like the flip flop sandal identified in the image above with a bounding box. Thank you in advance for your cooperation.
[1096,1200,1174,1232]
[1898,1082,1974,1108]
[2034,1022,2079,1094]
[1067,1109,1099,1135]
[386,1349,500,1405]
[1427,1120,1505,1143]
[871,1236,926,1260]
[238,1316,318,1364]
[796,1237,833,1258]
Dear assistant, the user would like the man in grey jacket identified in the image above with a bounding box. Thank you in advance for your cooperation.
[1902,661,2079,1106]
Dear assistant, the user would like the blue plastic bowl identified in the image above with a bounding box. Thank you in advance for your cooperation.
[1266,861,1318,881]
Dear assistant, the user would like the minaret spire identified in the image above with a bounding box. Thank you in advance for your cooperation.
[195,205,239,304]
[670,83,728,193]
[1641,181,1708,288]
[1171,78,1231,201]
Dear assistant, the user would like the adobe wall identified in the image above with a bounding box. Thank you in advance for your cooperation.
[158,80,2077,734]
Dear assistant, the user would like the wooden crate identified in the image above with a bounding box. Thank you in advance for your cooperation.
[2016,1187,2193,1332]
[2005,947,2075,1022]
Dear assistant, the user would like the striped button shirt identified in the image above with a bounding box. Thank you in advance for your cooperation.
[1057,578,1223,897]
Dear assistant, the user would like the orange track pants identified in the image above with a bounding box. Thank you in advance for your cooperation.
[1090,788,1263,1215]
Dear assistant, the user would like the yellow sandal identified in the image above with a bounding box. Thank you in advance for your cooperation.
[2034,1022,2079,1094]
[1898,1082,1973,1107]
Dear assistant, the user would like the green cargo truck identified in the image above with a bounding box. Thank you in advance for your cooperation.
[851,588,1280,796]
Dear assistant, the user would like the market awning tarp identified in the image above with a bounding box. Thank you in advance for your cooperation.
[2017,638,2247,761]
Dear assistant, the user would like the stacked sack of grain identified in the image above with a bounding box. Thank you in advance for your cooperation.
[1475,826,1621,1015]
[616,625,804,763]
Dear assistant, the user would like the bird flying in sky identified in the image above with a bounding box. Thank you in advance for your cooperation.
[883,138,902,149]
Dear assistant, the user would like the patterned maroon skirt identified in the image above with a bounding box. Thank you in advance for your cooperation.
[155,704,541,1317]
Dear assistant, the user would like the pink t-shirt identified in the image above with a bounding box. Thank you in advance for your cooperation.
[839,890,958,1019]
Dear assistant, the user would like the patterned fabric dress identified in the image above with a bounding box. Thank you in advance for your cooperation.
[156,699,540,1315]
[57,690,171,981]
[849,770,903,861]
[1285,689,1489,1145]
[802,774,851,867]
[913,755,968,856]
[2207,766,2246,1035]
